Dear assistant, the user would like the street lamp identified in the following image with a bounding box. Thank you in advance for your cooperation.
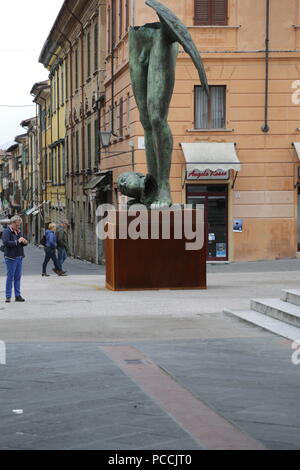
[100,131,112,148]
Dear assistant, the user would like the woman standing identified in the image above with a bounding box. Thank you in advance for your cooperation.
[2,215,28,303]
[42,224,66,277]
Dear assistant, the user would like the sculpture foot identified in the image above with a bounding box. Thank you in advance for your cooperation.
[150,197,172,210]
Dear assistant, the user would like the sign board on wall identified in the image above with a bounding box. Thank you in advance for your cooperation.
[233,219,243,232]
[186,169,229,180]
[138,137,145,150]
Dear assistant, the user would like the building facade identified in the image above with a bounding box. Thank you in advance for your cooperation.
[101,0,300,262]
[39,0,107,263]
[2,0,300,263]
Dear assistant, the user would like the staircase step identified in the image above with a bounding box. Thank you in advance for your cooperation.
[251,298,300,328]
[281,289,300,307]
[224,308,300,341]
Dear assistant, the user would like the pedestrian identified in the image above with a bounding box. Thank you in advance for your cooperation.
[42,223,66,277]
[56,219,70,273]
[2,215,28,303]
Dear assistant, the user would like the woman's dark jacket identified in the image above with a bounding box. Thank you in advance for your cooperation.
[2,227,25,258]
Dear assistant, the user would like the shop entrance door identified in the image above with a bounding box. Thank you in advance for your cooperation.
[187,184,228,261]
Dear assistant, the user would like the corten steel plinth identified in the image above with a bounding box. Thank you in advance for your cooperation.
[105,210,207,291]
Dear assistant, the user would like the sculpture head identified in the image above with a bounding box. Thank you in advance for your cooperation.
[117,172,158,206]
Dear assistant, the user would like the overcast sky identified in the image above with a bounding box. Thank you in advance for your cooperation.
[0,0,64,148]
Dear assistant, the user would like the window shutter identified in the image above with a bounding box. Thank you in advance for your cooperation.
[112,0,116,48]
[119,97,123,137]
[125,0,130,30]
[195,0,227,26]
[195,0,210,26]
[212,0,227,25]
[119,0,123,39]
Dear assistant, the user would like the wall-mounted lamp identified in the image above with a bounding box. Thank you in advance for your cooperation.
[100,131,112,148]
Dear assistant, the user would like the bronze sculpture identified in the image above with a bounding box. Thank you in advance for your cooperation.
[118,0,209,208]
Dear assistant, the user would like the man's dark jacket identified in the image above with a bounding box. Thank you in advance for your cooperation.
[56,226,68,251]
[2,227,25,258]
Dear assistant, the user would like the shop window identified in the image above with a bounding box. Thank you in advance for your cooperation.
[194,0,228,26]
[187,184,228,261]
[195,85,226,129]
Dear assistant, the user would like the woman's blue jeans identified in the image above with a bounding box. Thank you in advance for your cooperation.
[42,247,61,274]
[5,257,23,299]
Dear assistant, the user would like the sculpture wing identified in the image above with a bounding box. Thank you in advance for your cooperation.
[146,0,209,95]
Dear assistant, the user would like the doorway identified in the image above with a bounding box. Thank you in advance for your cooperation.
[187,184,228,261]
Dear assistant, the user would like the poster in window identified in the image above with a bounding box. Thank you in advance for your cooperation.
[216,243,226,258]
[233,219,243,232]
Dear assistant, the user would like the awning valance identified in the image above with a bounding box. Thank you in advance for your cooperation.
[181,142,241,174]
[84,172,111,191]
[26,207,36,216]
[25,203,43,216]
[293,142,300,159]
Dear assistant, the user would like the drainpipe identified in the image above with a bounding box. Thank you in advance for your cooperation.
[111,0,116,135]
[262,0,270,133]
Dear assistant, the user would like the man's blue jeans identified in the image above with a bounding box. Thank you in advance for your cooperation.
[57,247,67,271]
[5,257,23,299]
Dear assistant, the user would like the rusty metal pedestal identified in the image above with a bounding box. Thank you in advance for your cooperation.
[105,210,207,291]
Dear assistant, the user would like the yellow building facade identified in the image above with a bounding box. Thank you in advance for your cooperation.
[39,44,67,227]
[39,0,107,262]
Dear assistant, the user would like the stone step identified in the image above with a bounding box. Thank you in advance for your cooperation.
[223,308,300,341]
[281,289,300,307]
[251,298,300,328]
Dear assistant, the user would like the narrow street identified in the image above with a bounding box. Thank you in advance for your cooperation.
[0,245,299,449]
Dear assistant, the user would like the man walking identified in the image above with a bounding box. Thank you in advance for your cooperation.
[56,220,70,273]
[2,215,28,303]
[42,223,66,277]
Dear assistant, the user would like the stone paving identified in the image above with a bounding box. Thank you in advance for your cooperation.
[0,245,300,450]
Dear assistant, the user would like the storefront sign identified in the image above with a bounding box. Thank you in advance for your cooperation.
[186,169,229,180]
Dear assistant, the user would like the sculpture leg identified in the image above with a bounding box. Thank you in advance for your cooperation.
[147,31,178,209]
[129,30,158,182]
